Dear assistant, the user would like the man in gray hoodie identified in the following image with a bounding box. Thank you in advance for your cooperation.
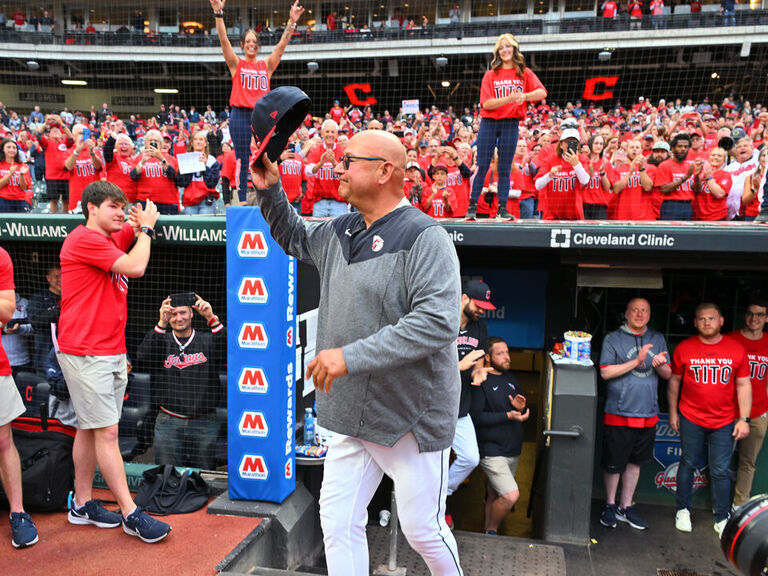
[251,130,463,576]
[599,297,670,532]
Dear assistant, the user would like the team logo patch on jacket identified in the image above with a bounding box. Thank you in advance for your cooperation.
[372,235,384,252]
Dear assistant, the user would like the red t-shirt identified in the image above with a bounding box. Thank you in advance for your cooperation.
[672,335,750,428]
[445,166,469,217]
[329,106,344,124]
[629,1,643,17]
[602,0,618,17]
[230,59,270,108]
[728,331,768,419]
[66,147,103,210]
[40,135,72,180]
[135,154,179,205]
[654,158,694,201]
[480,67,546,121]
[107,154,139,203]
[0,248,14,375]
[0,162,31,201]
[59,224,136,356]
[692,169,731,221]
[422,186,456,219]
[537,154,586,220]
[218,150,238,183]
[608,162,657,220]
[582,158,608,206]
[306,143,343,201]
[280,155,305,203]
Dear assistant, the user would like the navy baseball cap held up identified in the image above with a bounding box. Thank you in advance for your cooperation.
[463,279,496,310]
[250,86,312,167]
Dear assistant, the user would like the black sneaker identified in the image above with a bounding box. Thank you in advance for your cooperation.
[10,512,38,549]
[617,506,648,530]
[69,499,122,528]
[600,503,618,528]
[497,207,516,221]
[122,507,171,543]
[465,203,477,221]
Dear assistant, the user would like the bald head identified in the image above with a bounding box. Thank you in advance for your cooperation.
[353,130,406,172]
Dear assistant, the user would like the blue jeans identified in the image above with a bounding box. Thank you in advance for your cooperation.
[519,197,535,219]
[676,413,734,522]
[230,106,252,203]
[184,201,216,215]
[312,198,349,218]
[0,198,30,213]
[470,117,519,209]
[659,200,693,221]
[154,411,220,470]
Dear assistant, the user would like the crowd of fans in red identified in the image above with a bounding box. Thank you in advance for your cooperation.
[0,94,764,221]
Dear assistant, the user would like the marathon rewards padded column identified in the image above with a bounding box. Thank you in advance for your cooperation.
[227,206,296,503]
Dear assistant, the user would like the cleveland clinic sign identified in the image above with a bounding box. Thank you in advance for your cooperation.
[550,229,676,249]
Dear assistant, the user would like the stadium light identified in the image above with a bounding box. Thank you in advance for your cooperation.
[436,57,448,67]
[441,81,450,87]
[61,79,87,86]
[711,72,719,79]
[26,60,39,71]
[154,88,179,94]
[598,51,612,62]
[307,61,319,72]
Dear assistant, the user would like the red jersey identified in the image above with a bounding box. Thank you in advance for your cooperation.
[40,135,71,180]
[602,0,618,17]
[280,155,305,203]
[218,150,237,183]
[135,154,179,205]
[704,131,719,150]
[479,67,546,121]
[692,169,731,221]
[538,154,586,220]
[422,186,456,219]
[0,248,14,375]
[654,158,694,201]
[107,154,139,203]
[445,166,469,217]
[0,162,31,201]
[650,0,664,15]
[728,331,768,419]
[66,147,103,211]
[629,1,643,17]
[230,59,270,108]
[306,143,343,201]
[329,106,345,124]
[608,162,657,220]
[582,158,608,206]
[59,224,136,356]
[672,335,750,429]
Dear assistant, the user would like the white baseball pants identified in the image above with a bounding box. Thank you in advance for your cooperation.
[319,432,463,576]
[447,414,480,496]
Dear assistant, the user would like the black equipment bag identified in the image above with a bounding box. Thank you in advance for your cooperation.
[0,416,76,511]
[134,464,209,515]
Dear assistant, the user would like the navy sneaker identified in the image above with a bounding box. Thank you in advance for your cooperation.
[10,512,38,548]
[68,499,122,528]
[122,507,171,543]
[617,506,648,530]
[600,503,618,528]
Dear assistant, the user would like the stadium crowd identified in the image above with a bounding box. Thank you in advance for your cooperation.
[0,94,765,221]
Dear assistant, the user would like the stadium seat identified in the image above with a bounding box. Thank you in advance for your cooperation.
[119,372,152,460]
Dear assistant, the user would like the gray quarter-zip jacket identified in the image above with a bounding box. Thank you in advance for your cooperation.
[255,183,461,452]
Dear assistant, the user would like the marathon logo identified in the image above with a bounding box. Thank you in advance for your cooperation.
[238,277,269,304]
[654,462,708,493]
[239,323,269,349]
[237,231,269,258]
[550,228,676,249]
[238,411,269,438]
[286,326,293,347]
[238,367,269,393]
[238,454,269,480]
[285,458,293,479]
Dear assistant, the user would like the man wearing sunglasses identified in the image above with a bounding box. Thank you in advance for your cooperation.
[729,300,768,509]
[251,129,463,576]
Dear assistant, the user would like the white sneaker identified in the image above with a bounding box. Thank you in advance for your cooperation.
[675,509,692,533]
[714,519,727,538]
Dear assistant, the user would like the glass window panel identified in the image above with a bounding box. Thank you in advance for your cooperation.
[158,6,177,27]
[534,0,550,14]
[564,0,595,12]
[497,0,529,15]
[178,3,210,34]
[401,0,437,23]
[437,0,456,19]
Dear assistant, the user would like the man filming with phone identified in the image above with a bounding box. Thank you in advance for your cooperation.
[136,293,225,470]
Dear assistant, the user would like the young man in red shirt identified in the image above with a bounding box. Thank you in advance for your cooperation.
[58,181,171,543]
[729,300,768,508]
[668,303,752,537]
[0,248,39,548]
[655,133,695,220]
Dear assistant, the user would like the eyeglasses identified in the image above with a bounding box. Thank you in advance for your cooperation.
[746,311,767,318]
[341,154,387,170]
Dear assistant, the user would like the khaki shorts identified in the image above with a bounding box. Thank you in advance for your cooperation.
[0,374,25,427]
[480,455,519,496]
[58,353,128,429]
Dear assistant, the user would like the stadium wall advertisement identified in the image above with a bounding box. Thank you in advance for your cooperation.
[226,207,297,504]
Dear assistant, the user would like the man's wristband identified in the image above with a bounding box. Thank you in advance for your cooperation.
[739,417,751,423]
[213,11,224,18]
[208,315,220,327]
[141,225,156,240]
